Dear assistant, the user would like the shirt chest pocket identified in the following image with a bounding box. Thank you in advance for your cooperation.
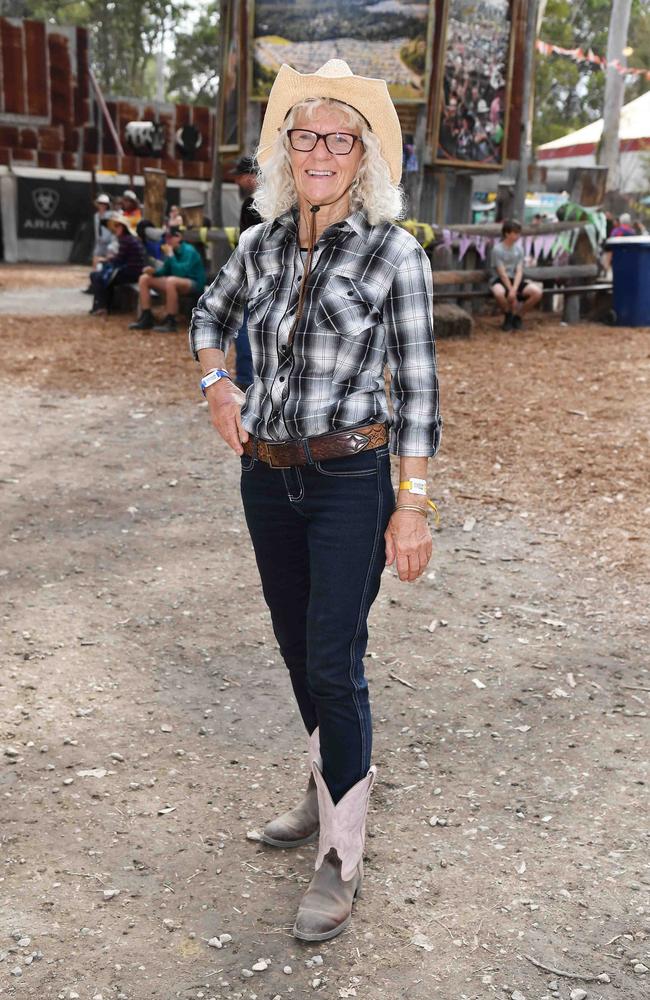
[247,273,280,325]
[315,274,381,339]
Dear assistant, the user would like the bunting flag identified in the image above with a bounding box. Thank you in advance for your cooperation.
[474,235,487,260]
[536,38,650,81]
[436,228,589,265]
[458,234,473,261]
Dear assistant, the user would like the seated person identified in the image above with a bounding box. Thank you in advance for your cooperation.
[84,194,117,293]
[610,212,635,238]
[490,219,542,330]
[129,226,206,333]
[92,194,117,264]
[601,212,636,275]
[89,214,146,316]
[166,204,185,228]
[121,189,142,228]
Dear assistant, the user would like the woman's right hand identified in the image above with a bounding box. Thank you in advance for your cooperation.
[205,379,249,455]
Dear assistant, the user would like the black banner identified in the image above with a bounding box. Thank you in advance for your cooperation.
[17,177,92,241]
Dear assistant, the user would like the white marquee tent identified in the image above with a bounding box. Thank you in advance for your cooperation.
[537,90,650,193]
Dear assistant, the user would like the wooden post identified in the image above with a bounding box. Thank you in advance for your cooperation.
[143,168,167,227]
[182,202,205,228]
[564,194,602,323]
[598,0,633,193]
[568,166,608,208]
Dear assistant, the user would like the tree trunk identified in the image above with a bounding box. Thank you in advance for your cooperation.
[597,0,633,193]
[513,0,540,222]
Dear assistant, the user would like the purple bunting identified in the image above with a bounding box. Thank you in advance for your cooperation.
[458,235,472,261]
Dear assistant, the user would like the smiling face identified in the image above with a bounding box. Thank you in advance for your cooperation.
[288,105,363,212]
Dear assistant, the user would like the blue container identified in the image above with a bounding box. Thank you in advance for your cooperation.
[610,236,650,326]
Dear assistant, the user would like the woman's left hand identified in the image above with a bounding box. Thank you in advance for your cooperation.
[385,509,433,582]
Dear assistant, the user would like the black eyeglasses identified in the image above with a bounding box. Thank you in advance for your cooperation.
[287,129,362,155]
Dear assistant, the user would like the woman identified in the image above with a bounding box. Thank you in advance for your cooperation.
[189,60,441,941]
[89,214,146,317]
[83,193,117,294]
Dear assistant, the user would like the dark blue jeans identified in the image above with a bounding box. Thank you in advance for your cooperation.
[240,444,394,802]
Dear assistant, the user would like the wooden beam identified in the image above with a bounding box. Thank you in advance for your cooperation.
[432,264,599,286]
[434,269,487,285]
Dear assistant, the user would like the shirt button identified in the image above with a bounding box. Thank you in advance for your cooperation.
[279,376,285,382]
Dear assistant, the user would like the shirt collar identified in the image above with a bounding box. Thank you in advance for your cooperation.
[273,208,371,243]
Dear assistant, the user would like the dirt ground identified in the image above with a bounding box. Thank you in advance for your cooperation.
[1,265,648,1000]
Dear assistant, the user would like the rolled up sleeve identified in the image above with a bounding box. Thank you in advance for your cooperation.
[188,243,247,359]
[384,245,442,457]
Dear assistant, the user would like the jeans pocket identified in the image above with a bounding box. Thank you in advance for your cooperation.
[240,454,255,472]
[315,449,379,477]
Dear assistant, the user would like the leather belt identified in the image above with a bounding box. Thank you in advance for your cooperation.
[242,422,388,469]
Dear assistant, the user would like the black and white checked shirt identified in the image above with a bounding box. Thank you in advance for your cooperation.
[189,210,441,456]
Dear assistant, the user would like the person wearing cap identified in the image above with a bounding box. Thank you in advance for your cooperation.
[231,154,263,389]
[189,60,441,941]
[92,194,117,265]
[83,194,117,293]
[129,226,206,333]
[233,154,262,232]
[89,214,146,316]
[121,189,142,228]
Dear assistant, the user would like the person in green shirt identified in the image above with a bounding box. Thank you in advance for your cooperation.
[130,226,206,333]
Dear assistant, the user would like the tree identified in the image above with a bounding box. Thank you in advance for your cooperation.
[534,0,650,148]
[167,2,220,106]
[598,0,633,192]
[13,0,191,100]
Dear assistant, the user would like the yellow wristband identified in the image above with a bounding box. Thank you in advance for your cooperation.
[399,480,440,525]
[399,478,426,495]
[427,499,441,527]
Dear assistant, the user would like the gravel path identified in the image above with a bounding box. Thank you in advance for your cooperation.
[1,277,648,999]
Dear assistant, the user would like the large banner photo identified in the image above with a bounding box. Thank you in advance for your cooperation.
[434,0,513,168]
[252,0,434,103]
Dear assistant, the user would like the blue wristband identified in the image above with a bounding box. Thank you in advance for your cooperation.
[200,368,231,396]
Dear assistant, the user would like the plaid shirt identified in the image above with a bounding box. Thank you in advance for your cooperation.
[189,210,441,456]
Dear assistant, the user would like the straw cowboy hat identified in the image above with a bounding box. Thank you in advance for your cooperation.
[108,212,136,234]
[257,60,404,184]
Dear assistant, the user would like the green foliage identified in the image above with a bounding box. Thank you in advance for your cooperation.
[535,0,650,149]
[15,0,192,100]
[167,2,219,106]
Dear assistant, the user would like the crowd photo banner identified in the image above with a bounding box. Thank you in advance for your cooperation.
[219,0,246,151]
[251,0,435,103]
[433,0,516,169]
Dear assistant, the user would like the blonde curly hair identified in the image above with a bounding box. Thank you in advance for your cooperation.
[253,97,405,227]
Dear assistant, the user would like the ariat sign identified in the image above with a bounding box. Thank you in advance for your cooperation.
[32,187,60,218]
[23,217,69,231]
[23,186,68,232]
[17,177,89,241]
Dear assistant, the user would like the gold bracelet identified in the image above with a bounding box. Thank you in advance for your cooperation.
[394,504,429,517]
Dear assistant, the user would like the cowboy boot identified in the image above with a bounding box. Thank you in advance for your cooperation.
[293,761,376,942]
[262,728,321,848]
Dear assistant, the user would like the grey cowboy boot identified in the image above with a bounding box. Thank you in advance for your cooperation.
[293,761,376,942]
[262,728,321,848]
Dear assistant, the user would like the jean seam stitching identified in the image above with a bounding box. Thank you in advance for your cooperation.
[349,448,384,776]
[314,463,377,478]
[282,467,304,503]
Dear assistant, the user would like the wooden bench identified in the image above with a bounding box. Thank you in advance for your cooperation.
[111,282,201,317]
[433,264,612,325]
